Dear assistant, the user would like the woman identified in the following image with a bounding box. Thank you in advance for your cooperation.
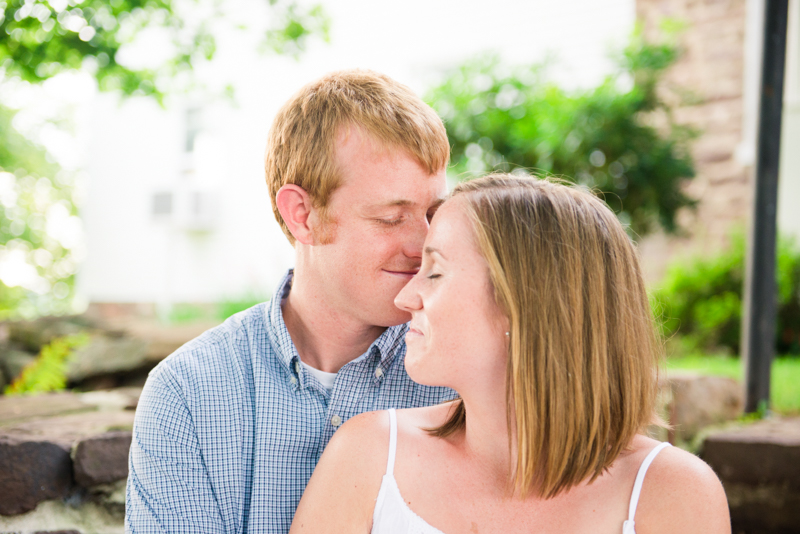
[290,175,730,534]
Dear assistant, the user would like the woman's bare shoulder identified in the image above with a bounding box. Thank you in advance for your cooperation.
[633,437,731,534]
[290,410,391,534]
[329,409,392,471]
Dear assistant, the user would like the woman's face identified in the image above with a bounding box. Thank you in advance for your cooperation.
[394,197,509,391]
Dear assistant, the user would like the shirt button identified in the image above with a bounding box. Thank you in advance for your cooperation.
[331,414,342,427]
[375,367,384,379]
[290,376,297,385]
[294,361,301,374]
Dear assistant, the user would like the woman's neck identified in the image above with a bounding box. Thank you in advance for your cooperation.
[458,391,518,487]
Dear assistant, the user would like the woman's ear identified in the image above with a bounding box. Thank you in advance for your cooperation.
[275,184,315,245]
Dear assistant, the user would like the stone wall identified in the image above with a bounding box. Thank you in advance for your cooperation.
[0,315,217,393]
[701,417,800,534]
[0,315,215,533]
[635,0,752,282]
[0,390,138,534]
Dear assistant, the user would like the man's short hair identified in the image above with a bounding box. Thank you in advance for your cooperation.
[265,69,450,244]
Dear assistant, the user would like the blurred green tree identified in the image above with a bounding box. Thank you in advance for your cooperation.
[426,30,697,238]
[1,0,330,98]
[0,103,77,317]
[0,0,329,318]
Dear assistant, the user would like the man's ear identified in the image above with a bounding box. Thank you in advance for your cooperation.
[275,184,316,245]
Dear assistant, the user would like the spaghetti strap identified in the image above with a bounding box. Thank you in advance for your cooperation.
[623,441,671,533]
[385,409,398,476]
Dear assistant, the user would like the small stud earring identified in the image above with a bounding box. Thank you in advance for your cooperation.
[505,332,510,337]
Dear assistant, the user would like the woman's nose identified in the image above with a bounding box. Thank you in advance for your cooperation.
[394,274,423,312]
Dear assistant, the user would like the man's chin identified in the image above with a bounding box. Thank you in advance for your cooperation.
[371,308,412,329]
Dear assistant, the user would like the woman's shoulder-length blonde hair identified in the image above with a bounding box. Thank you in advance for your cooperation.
[430,173,663,499]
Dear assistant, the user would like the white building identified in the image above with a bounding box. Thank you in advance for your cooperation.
[76,0,638,307]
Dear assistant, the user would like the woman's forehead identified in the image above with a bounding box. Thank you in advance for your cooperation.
[425,198,479,258]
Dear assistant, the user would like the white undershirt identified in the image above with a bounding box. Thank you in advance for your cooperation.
[301,361,337,393]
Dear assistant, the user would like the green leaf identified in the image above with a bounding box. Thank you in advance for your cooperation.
[5,333,90,395]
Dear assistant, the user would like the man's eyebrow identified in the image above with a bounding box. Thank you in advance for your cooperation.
[424,246,447,260]
[366,199,415,209]
[366,197,446,210]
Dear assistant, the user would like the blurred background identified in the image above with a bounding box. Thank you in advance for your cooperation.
[1,0,799,532]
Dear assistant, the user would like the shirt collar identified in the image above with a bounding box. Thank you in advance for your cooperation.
[265,269,409,382]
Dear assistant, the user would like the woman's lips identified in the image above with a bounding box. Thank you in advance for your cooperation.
[407,326,424,336]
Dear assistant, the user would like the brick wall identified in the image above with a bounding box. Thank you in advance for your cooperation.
[636,0,751,282]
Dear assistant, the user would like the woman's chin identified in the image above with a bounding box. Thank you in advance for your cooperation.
[404,352,447,388]
[404,353,430,385]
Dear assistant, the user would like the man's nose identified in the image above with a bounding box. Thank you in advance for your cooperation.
[402,214,429,259]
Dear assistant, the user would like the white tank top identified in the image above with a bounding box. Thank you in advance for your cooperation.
[371,409,671,534]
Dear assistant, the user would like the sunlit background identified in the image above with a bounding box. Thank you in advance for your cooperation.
[2,0,800,531]
[2,0,798,323]
[1,0,651,315]
[0,0,798,347]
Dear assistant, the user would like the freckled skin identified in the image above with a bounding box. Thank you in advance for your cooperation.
[305,128,447,329]
[281,127,448,372]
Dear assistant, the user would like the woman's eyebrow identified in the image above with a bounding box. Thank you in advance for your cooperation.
[428,198,446,213]
[424,246,447,260]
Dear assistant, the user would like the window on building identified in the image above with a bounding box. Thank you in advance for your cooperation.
[152,192,173,217]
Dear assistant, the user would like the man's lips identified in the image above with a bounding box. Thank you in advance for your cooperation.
[383,269,419,279]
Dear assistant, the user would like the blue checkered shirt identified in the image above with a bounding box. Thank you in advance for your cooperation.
[126,270,457,533]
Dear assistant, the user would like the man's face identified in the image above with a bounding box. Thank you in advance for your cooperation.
[309,127,447,328]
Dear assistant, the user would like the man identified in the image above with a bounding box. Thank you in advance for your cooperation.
[126,70,457,533]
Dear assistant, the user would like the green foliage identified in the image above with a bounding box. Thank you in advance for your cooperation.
[1,0,330,99]
[0,103,77,318]
[263,2,330,59]
[4,332,89,395]
[653,231,800,356]
[426,29,696,238]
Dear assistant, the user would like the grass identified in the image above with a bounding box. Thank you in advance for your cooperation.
[164,294,270,325]
[666,354,800,415]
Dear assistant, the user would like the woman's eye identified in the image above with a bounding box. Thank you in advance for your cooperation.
[427,273,441,280]
[377,218,403,226]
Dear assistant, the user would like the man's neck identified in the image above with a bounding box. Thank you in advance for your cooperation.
[281,274,387,374]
